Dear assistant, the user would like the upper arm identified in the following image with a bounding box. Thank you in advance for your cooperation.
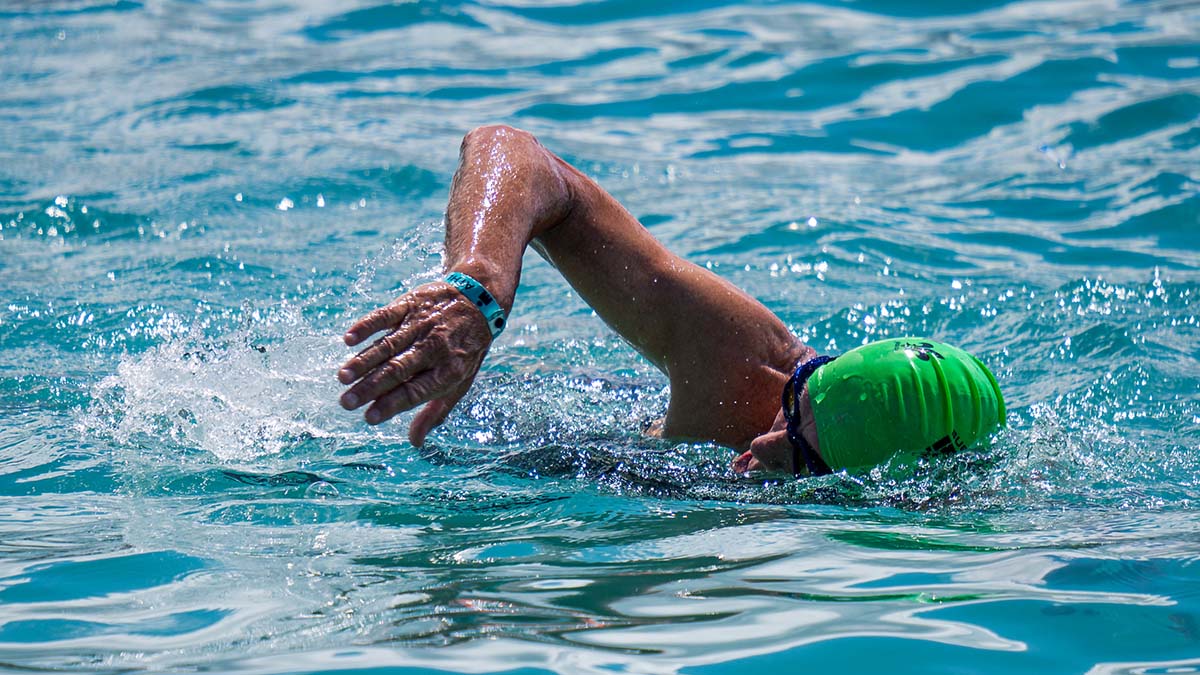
[534,156,808,444]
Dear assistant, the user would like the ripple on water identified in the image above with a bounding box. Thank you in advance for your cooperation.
[3,0,1200,672]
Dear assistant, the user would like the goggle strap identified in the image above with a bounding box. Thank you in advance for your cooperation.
[783,355,838,477]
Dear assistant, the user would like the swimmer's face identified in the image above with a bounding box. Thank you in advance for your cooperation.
[733,385,821,474]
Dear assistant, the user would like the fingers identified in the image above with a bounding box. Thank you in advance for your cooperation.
[339,284,487,437]
[343,298,410,346]
[340,350,424,410]
[409,398,453,447]
[732,450,754,473]
[364,369,443,425]
[732,450,765,473]
[338,322,421,385]
[409,381,472,446]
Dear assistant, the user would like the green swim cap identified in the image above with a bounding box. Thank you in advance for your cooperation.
[807,338,1005,472]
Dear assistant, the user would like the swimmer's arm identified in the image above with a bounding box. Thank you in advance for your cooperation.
[337,125,572,445]
[533,148,809,445]
[339,125,806,447]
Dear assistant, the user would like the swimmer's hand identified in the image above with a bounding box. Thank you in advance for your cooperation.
[337,282,492,446]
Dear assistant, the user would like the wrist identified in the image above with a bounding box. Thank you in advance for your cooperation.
[444,271,507,338]
[445,260,515,311]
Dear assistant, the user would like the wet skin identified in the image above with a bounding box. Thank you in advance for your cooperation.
[338,124,819,472]
[733,386,821,474]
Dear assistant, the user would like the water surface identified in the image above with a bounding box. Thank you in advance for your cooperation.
[2,1,1199,673]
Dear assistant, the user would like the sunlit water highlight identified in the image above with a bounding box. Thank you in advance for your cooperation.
[2,1,1199,673]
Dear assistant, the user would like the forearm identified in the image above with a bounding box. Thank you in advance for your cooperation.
[442,125,573,312]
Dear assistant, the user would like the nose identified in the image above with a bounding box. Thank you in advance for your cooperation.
[732,410,792,474]
[743,428,791,473]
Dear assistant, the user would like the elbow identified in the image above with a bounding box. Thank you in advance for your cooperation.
[461,124,538,155]
[459,124,576,236]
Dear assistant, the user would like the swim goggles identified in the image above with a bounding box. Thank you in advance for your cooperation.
[782,355,837,476]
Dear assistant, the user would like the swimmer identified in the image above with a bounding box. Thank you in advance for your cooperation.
[337,125,1005,475]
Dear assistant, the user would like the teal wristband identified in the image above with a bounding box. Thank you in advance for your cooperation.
[445,272,506,338]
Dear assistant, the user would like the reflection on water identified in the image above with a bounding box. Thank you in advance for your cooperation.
[1,0,1199,673]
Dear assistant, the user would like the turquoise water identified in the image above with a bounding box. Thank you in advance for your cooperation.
[2,0,1199,672]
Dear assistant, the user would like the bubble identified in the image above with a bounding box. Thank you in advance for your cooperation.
[305,481,340,500]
